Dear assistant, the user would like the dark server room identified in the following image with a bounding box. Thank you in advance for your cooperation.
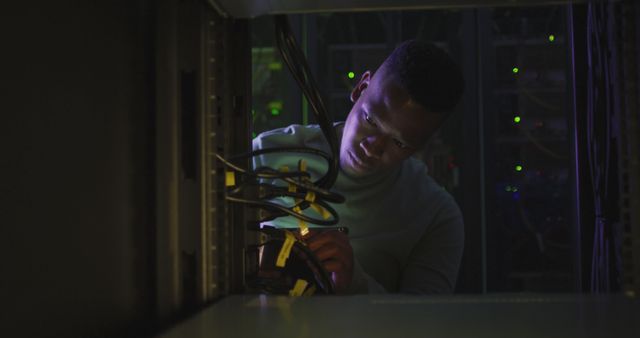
[1,0,639,337]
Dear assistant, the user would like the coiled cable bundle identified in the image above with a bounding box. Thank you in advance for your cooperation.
[216,15,344,296]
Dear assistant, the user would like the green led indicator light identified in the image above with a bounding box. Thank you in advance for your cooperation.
[548,35,555,42]
[267,100,283,117]
[505,186,512,192]
[512,67,520,74]
[268,62,283,71]
[514,116,521,123]
[348,71,355,79]
[515,165,523,172]
[512,187,519,192]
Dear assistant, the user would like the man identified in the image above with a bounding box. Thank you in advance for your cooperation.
[253,40,465,294]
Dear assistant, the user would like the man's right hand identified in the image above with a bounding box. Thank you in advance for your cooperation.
[304,229,354,294]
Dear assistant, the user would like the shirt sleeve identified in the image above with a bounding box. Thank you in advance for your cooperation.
[399,194,465,294]
[347,257,387,294]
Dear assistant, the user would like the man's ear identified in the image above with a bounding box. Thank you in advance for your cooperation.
[350,71,371,103]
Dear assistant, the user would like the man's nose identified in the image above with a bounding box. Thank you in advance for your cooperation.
[360,135,386,159]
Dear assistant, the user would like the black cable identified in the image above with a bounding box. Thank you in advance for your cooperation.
[274,15,340,189]
[225,195,339,226]
[214,16,348,226]
[216,151,311,179]
[254,228,335,294]
[215,150,345,223]
[218,15,345,295]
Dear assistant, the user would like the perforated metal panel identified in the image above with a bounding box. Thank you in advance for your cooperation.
[201,4,252,301]
[201,4,226,301]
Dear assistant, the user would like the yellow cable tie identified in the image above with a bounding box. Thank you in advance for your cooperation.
[320,207,331,220]
[302,160,312,183]
[291,205,309,235]
[298,220,309,237]
[304,191,316,203]
[310,203,331,220]
[225,171,236,187]
[288,279,308,297]
[310,203,322,215]
[276,231,295,268]
[280,166,297,192]
[302,285,316,297]
[298,159,310,183]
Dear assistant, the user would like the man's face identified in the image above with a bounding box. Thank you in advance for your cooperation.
[339,68,441,178]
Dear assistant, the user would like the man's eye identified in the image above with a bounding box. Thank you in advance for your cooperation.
[393,138,408,149]
[364,112,376,126]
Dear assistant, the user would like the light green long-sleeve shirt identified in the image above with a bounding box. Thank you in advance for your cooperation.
[252,123,464,294]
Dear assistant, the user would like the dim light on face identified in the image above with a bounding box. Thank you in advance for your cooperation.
[339,69,439,178]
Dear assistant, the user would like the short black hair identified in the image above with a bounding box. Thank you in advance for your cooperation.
[381,40,464,114]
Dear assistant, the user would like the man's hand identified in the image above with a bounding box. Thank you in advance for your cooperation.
[304,229,353,294]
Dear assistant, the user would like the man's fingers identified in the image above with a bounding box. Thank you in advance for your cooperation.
[302,229,353,292]
[306,230,349,251]
[322,259,344,272]
[312,243,342,261]
[311,243,353,274]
